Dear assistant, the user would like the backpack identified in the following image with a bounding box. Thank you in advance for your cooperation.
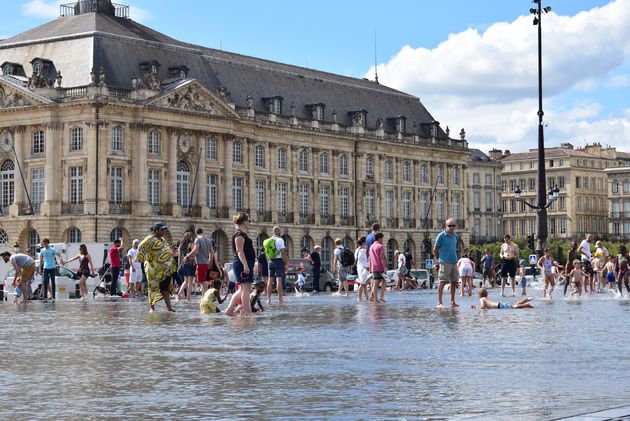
[263,237,279,260]
[340,246,355,267]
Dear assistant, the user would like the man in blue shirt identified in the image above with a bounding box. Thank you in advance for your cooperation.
[434,218,459,308]
[365,223,380,256]
[39,238,60,299]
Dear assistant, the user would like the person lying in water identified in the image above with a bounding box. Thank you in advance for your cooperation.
[478,287,534,309]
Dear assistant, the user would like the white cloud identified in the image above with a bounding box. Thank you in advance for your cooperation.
[129,5,152,23]
[366,0,630,153]
[21,0,61,19]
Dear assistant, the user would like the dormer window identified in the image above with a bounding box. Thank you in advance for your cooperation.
[351,110,367,127]
[168,66,189,79]
[140,61,160,76]
[396,117,406,133]
[309,104,325,121]
[264,96,283,114]
[30,58,53,78]
[1,62,20,76]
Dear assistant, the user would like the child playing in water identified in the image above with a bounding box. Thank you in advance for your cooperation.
[478,288,534,309]
[537,248,561,299]
[234,281,266,313]
[517,259,527,296]
[564,259,584,297]
[457,249,475,297]
[605,256,618,294]
[294,266,306,295]
[199,279,229,314]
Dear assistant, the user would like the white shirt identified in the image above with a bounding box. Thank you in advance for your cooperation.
[334,245,343,268]
[397,254,406,269]
[579,240,591,260]
[127,247,141,269]
[355,248,368,270]
[273,236,286,260]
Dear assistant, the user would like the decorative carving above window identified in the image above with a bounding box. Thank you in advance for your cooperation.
[28,58,55,88]
[168,65,189,79]
[263,96,282,114]
[350,110,367,127]
[139,61,161,90]
[308,103,325,121]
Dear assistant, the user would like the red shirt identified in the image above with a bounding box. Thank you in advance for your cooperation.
[369,242,385,272]
[109,245,122,268]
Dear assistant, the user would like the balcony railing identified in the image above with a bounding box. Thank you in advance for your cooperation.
[299,213,315,225]
[61,202,84,215]
[150,203,172,216]
[611,211,630,219]
[340,215,355,226]
[385,217,399,228]
[366,214,378,227]
[109,201,132,215]
[209,207,229,219]
[319,214,334,225]
[185,205,202,218]
[402,218,416,229]
[60,2,129,18]
[255,210,272,223]
[18,203,41,215]
[277,212,294,224]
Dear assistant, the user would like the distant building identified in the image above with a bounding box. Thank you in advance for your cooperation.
[495,143,617,240]
[467,149,503,244]
[605,166,630,240]
[0,0,469,264]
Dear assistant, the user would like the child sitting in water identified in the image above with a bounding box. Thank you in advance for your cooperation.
[478,287,534,309]
[233,281,266,314]
[564,259,584,297]
[199,279,229,314]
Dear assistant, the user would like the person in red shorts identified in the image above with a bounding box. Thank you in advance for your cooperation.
[185,227,213,296]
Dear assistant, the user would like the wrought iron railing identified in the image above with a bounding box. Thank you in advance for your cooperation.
[339,215,355,226]
[277,212,294,224]
[298,214,315,225]
[60,2,129,18]
[150,203,172,216]
[255,210,272,223]
[209,207,230,219]
[402,218,416,229]
[109,201,132,215]
[18,203,41,215]
[319,214,334,226]
[61,202,84,215]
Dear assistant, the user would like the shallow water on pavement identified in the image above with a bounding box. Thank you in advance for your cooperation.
[2,289,630,420]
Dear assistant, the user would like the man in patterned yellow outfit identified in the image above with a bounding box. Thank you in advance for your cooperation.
[136,222,176,312]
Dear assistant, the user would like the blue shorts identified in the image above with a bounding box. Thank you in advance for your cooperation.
[498,302,512,309]
[268,259,286,280]
[607,272,616,283]
[520,278,527,288]
[232,258,254,284]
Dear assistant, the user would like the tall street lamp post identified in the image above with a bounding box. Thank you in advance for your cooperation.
[513,0,554,256]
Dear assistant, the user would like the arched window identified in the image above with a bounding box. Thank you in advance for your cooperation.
[255,145,265,168]
[340,154,348,176]
[68,227,81,243]
[0,229,8,245]
[299,149,309,172]
[28,228,40,256]
[110,227,123,242]
[320,152,329,174]
[70,127,83,151]
[342,236,354,250]
[384,160,393,181]
[365,156,374,177]
[1,160,15,207]
[402,161,410,182]
[437,165,444,184]
[386,238,398,270]
[420,163,428,184]
[111,126,124,152]
[277,148,287,170]
[176,161,191,207]
[300,235,313,256]
[403,238,415,258]
[321,236,334,271]
[256,233,268,255]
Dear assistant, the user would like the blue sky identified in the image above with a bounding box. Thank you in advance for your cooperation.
[6,0,630,153]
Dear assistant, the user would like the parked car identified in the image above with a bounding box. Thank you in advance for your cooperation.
[385,268,430,289]
[285,258,336,292]
[4,265,81,299]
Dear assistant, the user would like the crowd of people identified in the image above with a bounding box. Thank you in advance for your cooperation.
[3,215,630,313]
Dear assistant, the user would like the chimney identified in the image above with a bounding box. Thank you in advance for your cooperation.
[503,150,511,157]
[489,148,502,160]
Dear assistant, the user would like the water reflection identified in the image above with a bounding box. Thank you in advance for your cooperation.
[2,291,630,419]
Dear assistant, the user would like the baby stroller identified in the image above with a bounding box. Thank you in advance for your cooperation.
[92,263,112,297]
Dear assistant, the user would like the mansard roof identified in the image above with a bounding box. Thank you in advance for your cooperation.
[0,10,447,136]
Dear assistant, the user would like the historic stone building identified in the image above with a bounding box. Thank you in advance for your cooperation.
[605,166,630,240]
[0,1,469,268]
[493,143,617,240]
[467,149,503,244]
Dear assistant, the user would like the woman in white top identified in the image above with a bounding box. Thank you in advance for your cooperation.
[396,250,408,290]
[355,236,369,302]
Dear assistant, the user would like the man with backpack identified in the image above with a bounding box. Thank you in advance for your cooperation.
[333,238,354,296]
[264,226,289,304]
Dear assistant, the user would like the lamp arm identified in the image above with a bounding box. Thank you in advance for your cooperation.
[515,197,538,210]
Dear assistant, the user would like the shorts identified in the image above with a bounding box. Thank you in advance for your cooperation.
[232,258,254,284]
[268,259,285,280]
[372,271,384,280]
[483,267,495,278]
[179,264,196,278]
[196,263,210,284]
[498,302,512,309]
[582,259,594,275]
[397,267,408,277]
[338,266,349,282]
[438,263,458,283]
[19,264,36,283]
[519,277,527,288]
[260,267,269,278]
[458,265,473,278]
[129,265,142,283]
[501,259,517,278]
[607,272,616,283]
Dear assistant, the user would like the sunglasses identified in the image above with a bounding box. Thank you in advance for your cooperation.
[447,224,456,227]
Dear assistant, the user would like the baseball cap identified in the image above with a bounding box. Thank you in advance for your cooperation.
[314,245,321,250]
[152,222,168,231]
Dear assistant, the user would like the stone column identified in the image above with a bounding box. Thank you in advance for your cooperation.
[269,144,277,221]
[332,151,339,226]
[377,154,385,223]
[168,129,180,217]
[223,136,233,214]
[42,123,63,215]
[8,127,25,217]
[196,135,208,216]
[291,146,299,219]
[97,122,109,214]
[84,121,97,215]
[247,139,256,216]
[354,152,364,228]
[133,125,149,215]
[312,148,320,225]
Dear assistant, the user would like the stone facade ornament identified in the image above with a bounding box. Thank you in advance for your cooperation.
[376,117,384,129]
[0,84,38,108]
[141,70,161,90]
[155,86,214,114]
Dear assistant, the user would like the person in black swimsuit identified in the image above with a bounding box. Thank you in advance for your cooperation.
[225,212,256,316]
